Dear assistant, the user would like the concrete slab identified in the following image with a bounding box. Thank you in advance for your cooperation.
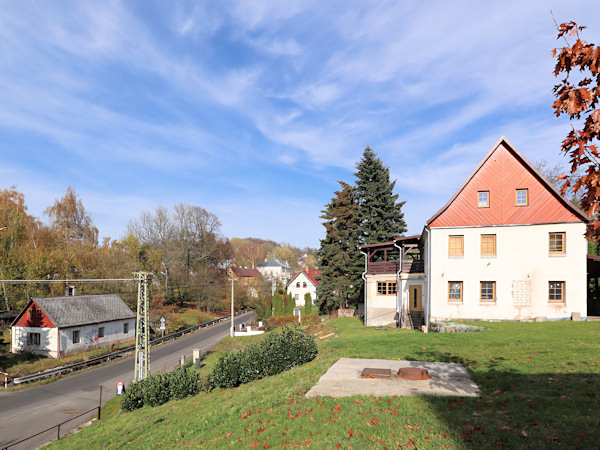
[306,358,479,398]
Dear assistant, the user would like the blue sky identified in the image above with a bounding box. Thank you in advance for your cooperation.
[1,1,598,248]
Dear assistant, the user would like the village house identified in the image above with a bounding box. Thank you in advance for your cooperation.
[11,293,136,358]
[286,267,322,306]
[232,267,264,298]
[257,258,293,284]
[362,137,590,328]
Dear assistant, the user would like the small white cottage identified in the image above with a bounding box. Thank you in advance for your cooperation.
[286,268,321,307]
[11,294,136,358]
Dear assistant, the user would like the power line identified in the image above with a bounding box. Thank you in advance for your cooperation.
[0,278,135,284]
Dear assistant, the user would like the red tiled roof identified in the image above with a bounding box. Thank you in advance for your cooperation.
[233,267,262,277]
[288,269,322,287]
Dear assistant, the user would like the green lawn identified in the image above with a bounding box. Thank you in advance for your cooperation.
[50,319,600,449]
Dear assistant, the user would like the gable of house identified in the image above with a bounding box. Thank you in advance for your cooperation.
[427,137,588,228]
[12,300,57,328]
[287,269,322,289]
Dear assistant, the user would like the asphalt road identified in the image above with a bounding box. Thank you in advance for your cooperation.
[0,311,255,449]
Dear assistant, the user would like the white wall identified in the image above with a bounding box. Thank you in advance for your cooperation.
[11,326,59,358]
[286,272,316,306]
[365,273,397,326]
[428,223,587,321]
[59,318,136,355]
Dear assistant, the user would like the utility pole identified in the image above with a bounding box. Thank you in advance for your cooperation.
[134,272,152,381]
[230,277,235,337]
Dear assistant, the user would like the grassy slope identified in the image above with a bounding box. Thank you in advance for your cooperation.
[51,319,600,449]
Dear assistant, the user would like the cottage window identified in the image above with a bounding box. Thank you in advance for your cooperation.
[28,308,42,319]
[549,232,565,254]
[516,189,528,206]
[303,282,307,288]
[27,332,40,346]
[296,282,300,288]
[480,282,496,302]
[98,327,105,338]
[478,191,489,208]
[72,330,80,344]
[123,323,129,334]
[481,234,496,256]
[448,235,464,257]
[377,281,396,295]
[549,281,565,303]
[448,282,463,302]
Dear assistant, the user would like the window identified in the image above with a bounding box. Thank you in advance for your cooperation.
[98,327,105,338]
[516,188,528,206]
[303,282,307,288]
[28,308,42,319]
[549,281,565,303]
[295,294,299,301]
[123,323,129,334]
[72,330,80,344]
[296,282,300,288]
[27,332,40,346]
[478,190,489,207]
[480,281,496,302]
[388,282,397,295]
[448,282,463,302]
[377,281,397,295]
[448,235,464,257]
[481,234,496,256]
[549,232,566,254]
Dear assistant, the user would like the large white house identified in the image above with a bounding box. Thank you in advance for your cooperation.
[11,294,136,358]
[362,137,589,327]
[257,258,293,284]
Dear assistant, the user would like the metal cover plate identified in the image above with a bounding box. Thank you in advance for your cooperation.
[361,368,392,378]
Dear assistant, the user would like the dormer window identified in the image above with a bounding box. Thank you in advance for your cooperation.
[296,282,300,288]
[478,191,489,208]
[303,282,307,288]
[516,188,528,206]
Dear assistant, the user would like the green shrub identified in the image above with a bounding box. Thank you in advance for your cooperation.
[169,366,202,399]
[209,326,317,389]
[142,372,171,407]
[120,366,203,411]
[121,379,145,411]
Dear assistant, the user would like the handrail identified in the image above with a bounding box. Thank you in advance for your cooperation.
[12,310,251,385]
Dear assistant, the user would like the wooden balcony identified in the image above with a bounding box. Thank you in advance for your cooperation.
[366,260,424,275]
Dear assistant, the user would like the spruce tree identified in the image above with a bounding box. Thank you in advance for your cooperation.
[284,292,295,315]
[354,146,407,244]
[316,182,362,312]
[303,293,312,314]
[272,292,284,316]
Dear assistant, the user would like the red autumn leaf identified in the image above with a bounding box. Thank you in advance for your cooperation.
[347,429,354,438]
[355,400,363,405]
[372,417,380,424]
[521,430,528,438]
[249,442,260,448]
[263,445,270,449]
[225,433,232,438]
[497,426,512,431]
[242,412,250,419]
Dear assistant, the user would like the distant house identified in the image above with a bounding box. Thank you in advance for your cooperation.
[232,267,264,298]
[257,258,293,284]
[361,137,589,328]
[11,294,136,358]
[286,268,321,306]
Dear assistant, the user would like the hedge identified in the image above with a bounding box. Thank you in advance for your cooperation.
[121,365,202,411]
[208,326,317,389]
